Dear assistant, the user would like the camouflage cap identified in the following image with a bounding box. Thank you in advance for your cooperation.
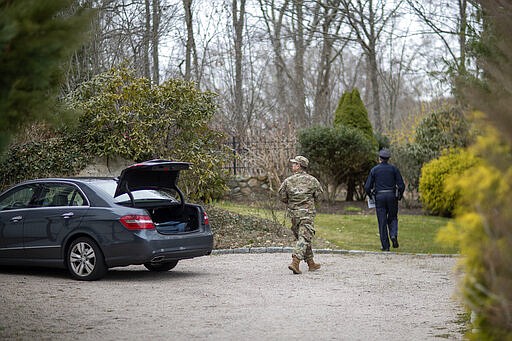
[290,155,309,168]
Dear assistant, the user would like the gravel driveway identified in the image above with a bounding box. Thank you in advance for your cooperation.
[0,250,465,340]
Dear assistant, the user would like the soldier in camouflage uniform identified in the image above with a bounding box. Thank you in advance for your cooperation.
[278,156,323,274]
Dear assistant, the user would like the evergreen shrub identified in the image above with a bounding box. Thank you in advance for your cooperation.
[0,132,90,191]
[298,125,375,202]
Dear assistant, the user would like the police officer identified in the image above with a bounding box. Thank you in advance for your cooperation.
[364,149,405,251]
[278,156,323,274]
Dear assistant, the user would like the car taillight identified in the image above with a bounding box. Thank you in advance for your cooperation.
[203,211,209,225]
[120,215,155,230]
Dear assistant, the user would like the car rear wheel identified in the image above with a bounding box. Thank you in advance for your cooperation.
[67,237,107,281]
[144,260,178,272]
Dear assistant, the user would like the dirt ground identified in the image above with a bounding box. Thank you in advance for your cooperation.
[0,251,466,340]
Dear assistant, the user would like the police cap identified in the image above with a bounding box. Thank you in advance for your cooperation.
[379,148,391,159]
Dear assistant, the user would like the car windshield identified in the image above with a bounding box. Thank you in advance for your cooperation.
[87,179,178,203]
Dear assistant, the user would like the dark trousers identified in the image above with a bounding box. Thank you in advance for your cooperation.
[375,192,399,250]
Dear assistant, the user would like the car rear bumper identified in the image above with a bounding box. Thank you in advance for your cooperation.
[102,229,214,268]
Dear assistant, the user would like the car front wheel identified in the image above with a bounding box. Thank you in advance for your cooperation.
[67,237,107,281]
[144,260,178,272]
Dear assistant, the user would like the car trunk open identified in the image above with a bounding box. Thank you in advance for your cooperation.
[115,160,202,234]
[148,204,202,233]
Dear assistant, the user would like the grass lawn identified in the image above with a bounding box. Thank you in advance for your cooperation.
[212,200,458,255]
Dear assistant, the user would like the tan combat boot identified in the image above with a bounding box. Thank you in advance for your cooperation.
[288,255,302,274]
[306,258,321,271]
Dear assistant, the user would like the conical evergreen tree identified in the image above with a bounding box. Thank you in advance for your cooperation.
[0,0,92,152]
[333,88,377,200]
[334,88,377,148]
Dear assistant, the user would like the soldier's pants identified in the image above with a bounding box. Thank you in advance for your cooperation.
[290,214,316,260]
[375,192,399,250]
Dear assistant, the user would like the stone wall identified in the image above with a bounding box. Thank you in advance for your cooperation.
[226,174,272,200]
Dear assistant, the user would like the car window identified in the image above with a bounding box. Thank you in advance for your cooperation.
[0,185,37,210]
[69,189,87,206]
[87,180,177,203]
[114,190,178,203]
[32,183,87,207]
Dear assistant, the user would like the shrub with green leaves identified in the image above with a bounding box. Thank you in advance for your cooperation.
[333,88,377,148]
[0,67,230,202]
[331,88,378,200]
[0,130,90,190]
[415,107,474,158]
[393,107,475,198]
[419,148,480,216]
[68,67,230,202]
[298,125,375,202]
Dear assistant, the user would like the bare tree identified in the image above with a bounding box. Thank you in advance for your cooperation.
[144,0,151,79]
[182,0,198,81]
[311,0,349,125]
[405,0,480,79]
[64,0,178,88]
[258,0,292,124]
[339,0,404,133]
[152,0,160,84]
[232,0,246,136]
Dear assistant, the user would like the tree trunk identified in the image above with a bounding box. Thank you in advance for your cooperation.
[152,0,159,84]
[259,0,291,123]
[293,0,307,127]
[313,1,342,125]
[368,46,382,132]
[458,0,467,74]
[143,0,151,80]
[183,0,193,81]
[232,0,246,137]
[346,177,356,201]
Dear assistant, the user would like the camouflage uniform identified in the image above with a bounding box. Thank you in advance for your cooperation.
[278,170,323,261]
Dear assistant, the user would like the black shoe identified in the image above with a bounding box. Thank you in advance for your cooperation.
[381,248,390,251]
[391,237,399,248]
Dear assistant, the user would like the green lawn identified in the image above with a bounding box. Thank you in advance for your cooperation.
[212,200,458,255]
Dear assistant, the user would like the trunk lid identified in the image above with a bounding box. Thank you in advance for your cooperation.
[114,159,190,198]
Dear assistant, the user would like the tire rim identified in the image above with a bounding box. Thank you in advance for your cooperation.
[69,242,96,277]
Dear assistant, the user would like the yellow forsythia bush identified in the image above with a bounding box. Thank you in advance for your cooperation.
[438,123,512,340]
[419,148,480,217]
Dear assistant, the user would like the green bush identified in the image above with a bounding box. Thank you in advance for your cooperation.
[415,108,473,154]
[393,107,475,197]
[333,88,378,148]
[0,67,230,202]
[0,0,92,152]
[67,67,230,202]
[393,142,430,196]
[419,148,480,216]
[298,125,375,202]
[0,131,91,191]
[331,88,378,200]
[374,132,390,151]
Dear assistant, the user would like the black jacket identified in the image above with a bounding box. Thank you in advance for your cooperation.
[364,161,405,199]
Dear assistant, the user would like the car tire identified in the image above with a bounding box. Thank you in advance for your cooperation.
[67,237,107,281]
[144,260,178,272]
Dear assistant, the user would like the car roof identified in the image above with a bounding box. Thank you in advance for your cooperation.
[4,160,190,199]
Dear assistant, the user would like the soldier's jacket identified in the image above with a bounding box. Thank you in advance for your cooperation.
[278,170,323,215]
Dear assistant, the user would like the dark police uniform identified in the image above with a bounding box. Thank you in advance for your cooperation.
[364,149,405,251]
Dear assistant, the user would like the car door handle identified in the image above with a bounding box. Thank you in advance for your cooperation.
[62,212,74,219]
[10,216,22,222]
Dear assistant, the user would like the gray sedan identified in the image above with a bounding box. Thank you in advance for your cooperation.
[0,160,213,280]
